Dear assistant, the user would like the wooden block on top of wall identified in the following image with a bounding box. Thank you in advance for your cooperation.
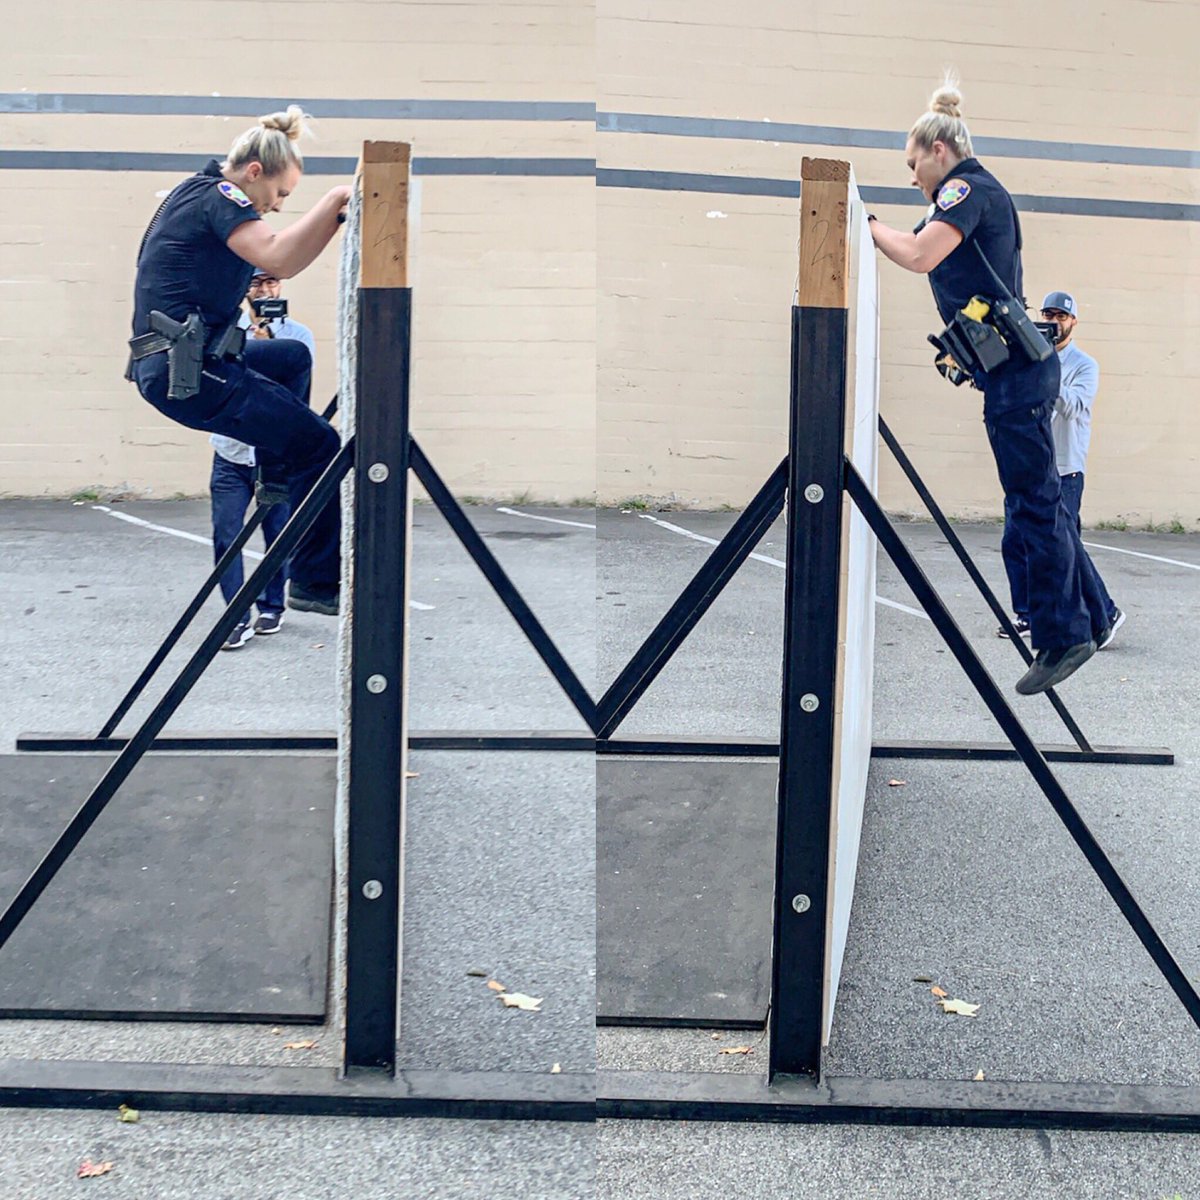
[359,142,411,290]
[798,157,851,311]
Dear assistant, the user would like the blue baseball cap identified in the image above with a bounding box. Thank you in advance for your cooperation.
[1041,291,1077,316]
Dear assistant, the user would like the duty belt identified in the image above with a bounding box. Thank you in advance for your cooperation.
[127,320,245,364]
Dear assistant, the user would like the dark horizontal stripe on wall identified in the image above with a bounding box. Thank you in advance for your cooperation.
[0,151,595,177]
[598,169,1200,221]
[0,93,594,121]
[598,112,1200,172]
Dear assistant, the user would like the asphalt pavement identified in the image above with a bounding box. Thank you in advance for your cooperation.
[3,497,1200,1198]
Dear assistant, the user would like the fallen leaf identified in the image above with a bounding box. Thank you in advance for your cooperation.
[718,1046,753,1055]
[486,980,506,993]
[283,1039,318,1050]
[938,998,980,1017]
[499,992,543,1011]
[117,1104,140,1124]
[912,975,933,983]
[974,1069,985,1081]
[78,1161,114,1178]
[888,779,907,787]
[930,986,948,999]
[551,1063,562,1074]
[466,968,488,978]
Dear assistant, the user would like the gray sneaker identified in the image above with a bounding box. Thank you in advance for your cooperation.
[254,611,285,636]
[220,619,254,651]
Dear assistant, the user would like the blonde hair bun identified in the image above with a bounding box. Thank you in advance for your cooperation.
[259,105,311,142]
[223,105,312,176]
[929,84,964,120]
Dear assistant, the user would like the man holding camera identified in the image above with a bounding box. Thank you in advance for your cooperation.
[211,270,316,650]
[998,291,1124,647]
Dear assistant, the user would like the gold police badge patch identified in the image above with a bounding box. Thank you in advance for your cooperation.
[936,180,971,211]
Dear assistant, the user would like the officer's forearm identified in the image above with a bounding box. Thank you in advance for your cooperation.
[870,222,928,273]
[272,196,343,277]
[244,193,344,279]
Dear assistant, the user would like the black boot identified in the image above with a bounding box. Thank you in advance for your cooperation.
[1015,640,1096,695]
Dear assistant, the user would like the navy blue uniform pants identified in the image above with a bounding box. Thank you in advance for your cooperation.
[210,454,290,613]
[135,338,339,592]
[1002,471,1117,629]
[982,356,1106,650]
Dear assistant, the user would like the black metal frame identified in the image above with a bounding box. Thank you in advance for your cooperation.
[595,300,1200,1128]
[343,291,410,1071]
[0,265,594,1119]
[5,198,1193,1128]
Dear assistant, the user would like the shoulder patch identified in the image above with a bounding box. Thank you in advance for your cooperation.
[216,181,253,208]
[936,179,972,211]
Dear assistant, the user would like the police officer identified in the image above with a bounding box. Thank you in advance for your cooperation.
[127,106,349,616]
[868,79,1111,694]
[998,290,1124,646]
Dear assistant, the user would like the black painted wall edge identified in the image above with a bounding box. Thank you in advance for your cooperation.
[4,94,1193,172]
[0,153,1193,221]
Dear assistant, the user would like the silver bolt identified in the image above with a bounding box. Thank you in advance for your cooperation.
[362,880,383,900]
[367,462,389,483]
[366,674,388,694]
[800,693,820,713]
[792,894,811,914]
[804,484,824,504]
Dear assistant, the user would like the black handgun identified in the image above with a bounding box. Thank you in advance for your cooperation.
[148,310,205,400]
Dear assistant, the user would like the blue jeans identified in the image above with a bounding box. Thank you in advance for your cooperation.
[135,337,339,591]
[210,454,290,613]
[1002,470,1118,632]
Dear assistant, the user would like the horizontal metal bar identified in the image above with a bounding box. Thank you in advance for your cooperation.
[873,741,1174,766]
[596,1015,764,1032]
[0,1058,593,1121]
[598,1070,1200,1131]
[0,1006,318,1025]
[14,732,1174,764]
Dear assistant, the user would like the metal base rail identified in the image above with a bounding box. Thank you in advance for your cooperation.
[14,731,1174,765]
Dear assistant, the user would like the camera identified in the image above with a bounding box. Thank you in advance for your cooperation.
[251,297,288,321]
[1034,320,1062,347]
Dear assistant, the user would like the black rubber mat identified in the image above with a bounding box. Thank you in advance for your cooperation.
[0,753,335,1022]
[597,757,777,1028]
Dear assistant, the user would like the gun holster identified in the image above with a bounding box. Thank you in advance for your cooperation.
[125,313,246,401]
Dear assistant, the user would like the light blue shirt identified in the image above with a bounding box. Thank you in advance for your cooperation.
[1051,341,1099,476]
[210,315,317,466]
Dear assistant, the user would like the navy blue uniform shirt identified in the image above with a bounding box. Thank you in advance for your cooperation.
[131,160,261,337]
[921,157,1024,325]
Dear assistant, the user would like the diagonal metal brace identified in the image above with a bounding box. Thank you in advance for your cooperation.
[596,459,788,738]
[845,458,1200,1033]
[409,438,597,733]
[878,414,1092,753]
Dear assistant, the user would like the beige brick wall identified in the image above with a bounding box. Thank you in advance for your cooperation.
[596,0,1200,523]
[1,0,595,501]
[4,0,1199,523]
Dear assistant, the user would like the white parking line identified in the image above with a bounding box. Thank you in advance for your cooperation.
[1083,540,1200,572]
[91,505,437,608]
[496,506,596,530]
[636,512,931,621]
